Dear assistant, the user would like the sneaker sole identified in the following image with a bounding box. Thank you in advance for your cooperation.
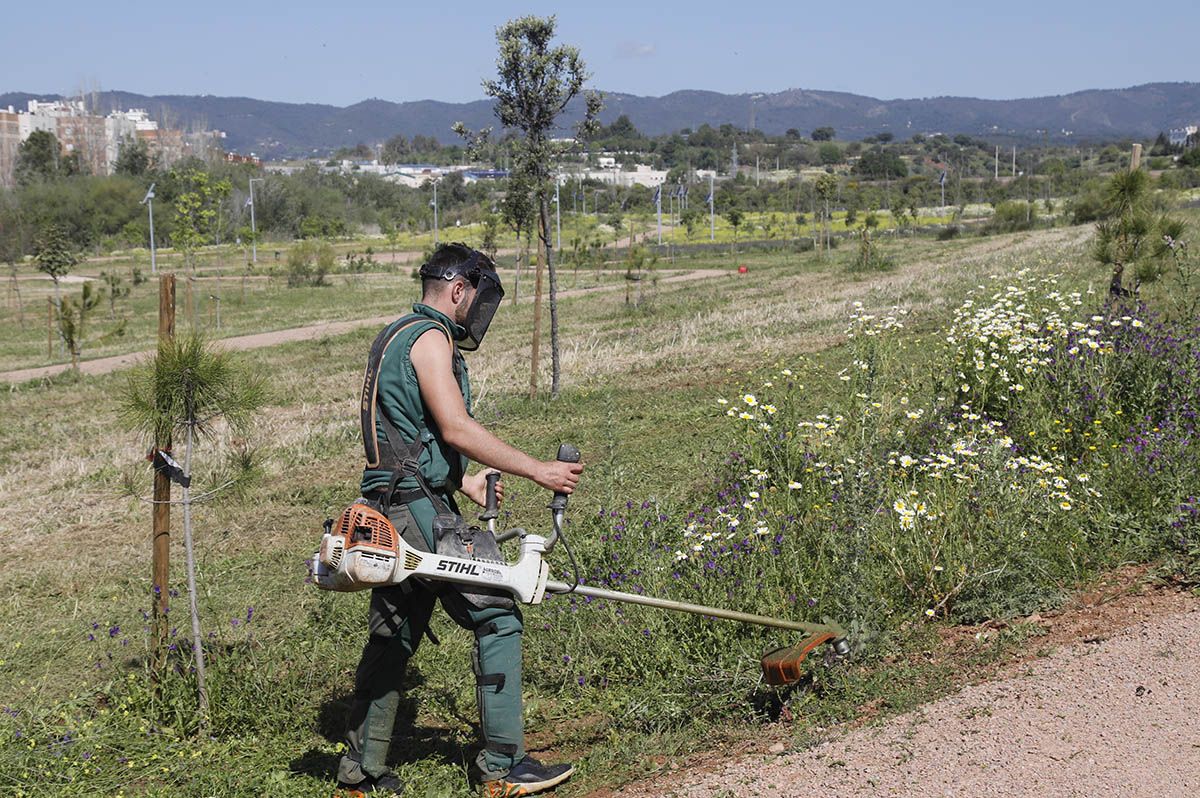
[482,765,575,797]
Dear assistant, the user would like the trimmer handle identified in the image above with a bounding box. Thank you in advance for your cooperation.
[480,471,501,522]
[547,443,580,512]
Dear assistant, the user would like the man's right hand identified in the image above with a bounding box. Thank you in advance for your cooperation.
[535,459,583,494]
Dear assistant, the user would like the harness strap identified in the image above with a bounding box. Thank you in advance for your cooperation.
[360,313,461,512]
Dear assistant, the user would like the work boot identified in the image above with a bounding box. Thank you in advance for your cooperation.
[481,756,575,797]
[336,769,404,797]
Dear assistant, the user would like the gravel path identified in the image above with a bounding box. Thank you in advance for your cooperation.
[620,603,1200,798]
[0,268,726,383]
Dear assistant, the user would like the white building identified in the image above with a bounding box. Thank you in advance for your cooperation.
[1169,126,1198,148]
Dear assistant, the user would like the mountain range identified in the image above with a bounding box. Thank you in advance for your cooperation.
[3,83,1198,160]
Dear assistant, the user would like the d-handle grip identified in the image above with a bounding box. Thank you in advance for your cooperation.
[548,443,580,512]
[480,471,501,522]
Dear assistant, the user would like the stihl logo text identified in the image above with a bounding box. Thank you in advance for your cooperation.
[437,560,481,576]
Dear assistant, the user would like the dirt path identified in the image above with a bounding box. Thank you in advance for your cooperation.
[612,589,1200,798]
[0,268,726,383]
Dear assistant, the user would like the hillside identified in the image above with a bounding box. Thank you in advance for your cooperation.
[2,82,1197,159]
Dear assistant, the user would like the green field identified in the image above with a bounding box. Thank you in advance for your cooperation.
[1,217,1198,797]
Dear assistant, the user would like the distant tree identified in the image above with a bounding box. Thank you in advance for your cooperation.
[811,127,835,141]
[14,130,62,185]
[380,134,412,164]
[818,142,842,165]
[854,147,908,180]
[460,14,602,399]
[1142,133,1171,156]
[100,270,130,317]
[34,225,79,327]
[172,168,232,273]
[724,207,744,251]
[478,212,500,259]
[814,173,839,254]
[57,282,105,370]
[114,137,152,176]
[877,131,894,143]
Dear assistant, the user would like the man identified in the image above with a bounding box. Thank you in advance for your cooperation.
[337,242,583,797]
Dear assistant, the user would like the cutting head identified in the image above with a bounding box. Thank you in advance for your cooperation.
[761,633,849,686]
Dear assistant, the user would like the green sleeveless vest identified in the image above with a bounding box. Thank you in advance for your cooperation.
[360,303,472,496]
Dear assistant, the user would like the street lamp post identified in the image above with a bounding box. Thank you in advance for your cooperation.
[431,178,439,246]
[248,178,263,264]
[141,183,157,274]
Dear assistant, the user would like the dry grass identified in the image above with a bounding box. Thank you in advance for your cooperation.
[0,226,1092,591]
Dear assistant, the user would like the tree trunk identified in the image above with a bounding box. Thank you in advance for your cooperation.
[52,276,65,357]
[529,222,544,400]
[181,422,210,734]
[541,196,562,399]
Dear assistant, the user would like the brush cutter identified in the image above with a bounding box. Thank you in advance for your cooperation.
[311,444,850,686]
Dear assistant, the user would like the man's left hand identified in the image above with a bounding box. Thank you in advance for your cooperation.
[461,470,504,508]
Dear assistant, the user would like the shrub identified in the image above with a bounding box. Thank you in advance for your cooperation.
[987,201,1038,233]
[285,240,334,287]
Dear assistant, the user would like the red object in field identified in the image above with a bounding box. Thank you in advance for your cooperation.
[738,265,749,274]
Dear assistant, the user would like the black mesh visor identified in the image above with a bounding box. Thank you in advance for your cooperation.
[460,270,503,351]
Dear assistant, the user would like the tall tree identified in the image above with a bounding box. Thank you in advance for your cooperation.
[172,168,232,322]
[114,137,152,176]
[14,130,62,185]
[459,15,602,398]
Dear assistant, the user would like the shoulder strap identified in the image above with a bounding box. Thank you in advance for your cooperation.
[359,314,453,468]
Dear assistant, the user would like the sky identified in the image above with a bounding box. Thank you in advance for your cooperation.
[3,1,1193,107]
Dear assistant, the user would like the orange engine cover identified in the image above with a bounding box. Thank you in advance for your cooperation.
[333,501,398,553]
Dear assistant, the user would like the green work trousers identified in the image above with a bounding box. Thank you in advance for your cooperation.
[337,498,525,785]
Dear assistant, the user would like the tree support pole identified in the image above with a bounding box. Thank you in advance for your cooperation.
[151,275,175,677]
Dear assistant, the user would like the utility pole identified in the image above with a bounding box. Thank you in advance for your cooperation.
[142,183,157,274]
[432,178,439,246]
[248,178,263,264]
[709,173,715,242]
[655,184,662,245]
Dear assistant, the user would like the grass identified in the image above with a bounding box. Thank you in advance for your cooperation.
[1,220,1196,797]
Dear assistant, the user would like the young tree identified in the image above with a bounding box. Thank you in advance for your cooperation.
[100,270,130,317]
[725,207,744,254]
[459,15,602,398]
[172,168,232,322]
[121,333,264,733]
[814,173,839,255]
[1092,168,1184,295]
[57,282,105,370]
[34,225,80,351]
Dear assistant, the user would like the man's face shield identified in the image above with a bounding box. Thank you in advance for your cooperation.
[420,250,505,351]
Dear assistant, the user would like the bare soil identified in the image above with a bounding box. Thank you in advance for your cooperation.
[600,571,1200,798]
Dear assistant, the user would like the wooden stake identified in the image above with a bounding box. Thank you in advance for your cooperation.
[151,274,175,674]
[1130,143,1143,171]
[47,298,53,358]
